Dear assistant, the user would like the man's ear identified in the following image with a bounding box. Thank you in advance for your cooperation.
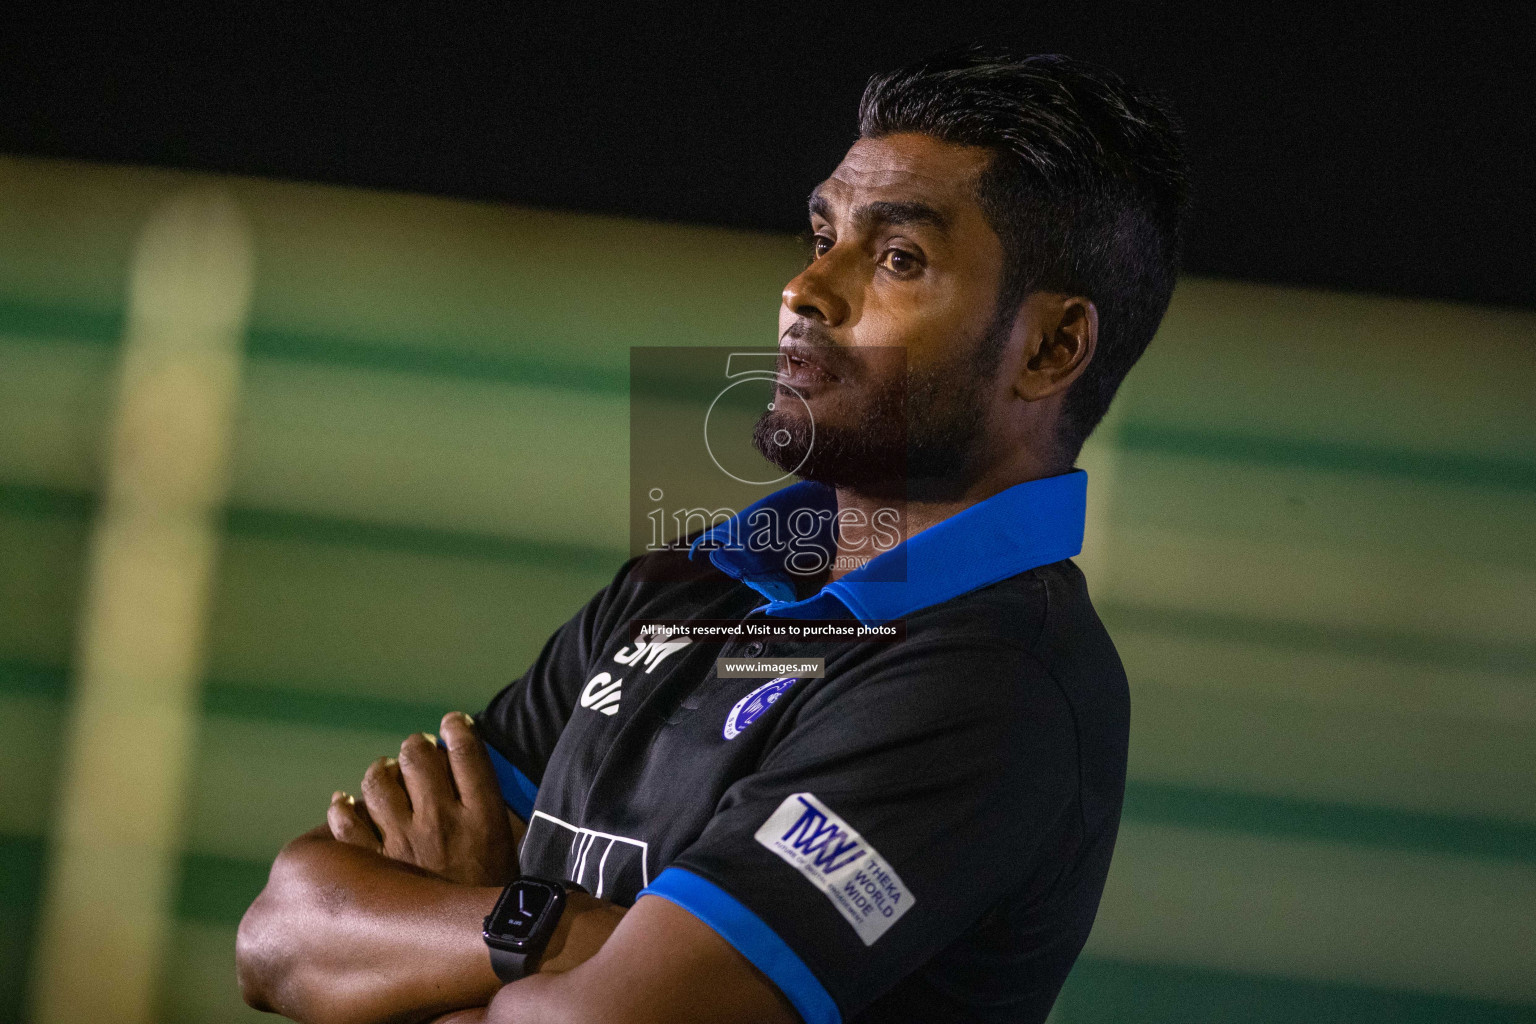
[1013,292,1097,401]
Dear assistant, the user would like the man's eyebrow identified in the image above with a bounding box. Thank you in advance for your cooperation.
[807,190,951,236]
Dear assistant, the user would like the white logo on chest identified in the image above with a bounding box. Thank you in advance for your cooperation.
[579,632,693,716]
[612,633,692,674]
[579,672,623,715]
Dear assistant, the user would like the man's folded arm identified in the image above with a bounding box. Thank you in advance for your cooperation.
[236,555,649,1023]
[234,710,798,1024]
[234,825,628,1024]
[235,825,498,1024]
[235,828,796,1024]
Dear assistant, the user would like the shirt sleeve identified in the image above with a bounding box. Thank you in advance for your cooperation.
[475,555,643,819]
[637,638,1081,1024]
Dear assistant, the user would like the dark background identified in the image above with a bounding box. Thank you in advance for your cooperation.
[3,3,1533,309]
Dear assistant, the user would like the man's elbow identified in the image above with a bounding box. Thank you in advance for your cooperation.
[234,834,327,1016]
[235,890,280,1012]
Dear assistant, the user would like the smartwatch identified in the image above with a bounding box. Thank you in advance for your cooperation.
[482,877,569,983]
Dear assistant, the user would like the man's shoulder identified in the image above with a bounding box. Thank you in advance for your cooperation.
[901,557,1102,650]
[894,557,1128,734]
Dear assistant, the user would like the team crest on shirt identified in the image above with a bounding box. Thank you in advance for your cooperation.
[723,675,798,739]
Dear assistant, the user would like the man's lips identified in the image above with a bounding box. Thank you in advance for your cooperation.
[778,342,840,386]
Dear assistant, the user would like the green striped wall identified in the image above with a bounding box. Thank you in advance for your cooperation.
[1,154,1533,1023]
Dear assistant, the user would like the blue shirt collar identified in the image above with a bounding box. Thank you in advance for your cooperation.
[687,469,1087,623]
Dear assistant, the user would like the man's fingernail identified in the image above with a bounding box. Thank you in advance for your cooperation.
[344,794,356,805]
[422,732,439,746]
[384,757,398,769]
[331,790,344,802]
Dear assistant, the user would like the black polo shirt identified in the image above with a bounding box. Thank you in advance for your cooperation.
[476,469,1129,1024]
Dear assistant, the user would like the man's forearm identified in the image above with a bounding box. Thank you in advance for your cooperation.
[428,896,801,1024]
[236,826,503,1024]
[237,826,630,1024]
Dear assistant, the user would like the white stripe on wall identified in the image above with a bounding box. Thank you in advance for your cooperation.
[28,189,254,1024]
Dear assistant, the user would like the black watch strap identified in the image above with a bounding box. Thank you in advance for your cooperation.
[487,944,534,984]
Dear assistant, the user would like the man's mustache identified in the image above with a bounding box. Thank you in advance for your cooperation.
[782,318,836,347]
[781,319,849,376]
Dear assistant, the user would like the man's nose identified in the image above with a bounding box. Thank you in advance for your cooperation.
[781,255,851,328]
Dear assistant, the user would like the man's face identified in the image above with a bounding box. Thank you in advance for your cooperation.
[752,131,1014,492]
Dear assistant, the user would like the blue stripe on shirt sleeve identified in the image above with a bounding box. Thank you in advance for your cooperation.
[639,866,841,1024]
[482,741,538,821]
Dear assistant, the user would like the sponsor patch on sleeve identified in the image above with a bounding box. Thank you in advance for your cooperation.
[754,792,914,945]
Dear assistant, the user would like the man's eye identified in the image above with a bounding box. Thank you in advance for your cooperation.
[879,248,920,274]
[810,235,833,259]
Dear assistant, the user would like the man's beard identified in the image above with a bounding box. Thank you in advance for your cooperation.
[751,310,1012,497]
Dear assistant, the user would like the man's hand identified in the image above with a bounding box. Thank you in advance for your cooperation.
[329,711,520,887]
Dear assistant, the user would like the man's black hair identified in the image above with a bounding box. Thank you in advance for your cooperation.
[858,46,1193,460]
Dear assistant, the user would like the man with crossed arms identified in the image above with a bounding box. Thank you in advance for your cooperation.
[237,46,1190,1024]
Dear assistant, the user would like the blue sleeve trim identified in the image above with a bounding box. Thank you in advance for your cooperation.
[482,741,538,821]
[638,866,841,1024]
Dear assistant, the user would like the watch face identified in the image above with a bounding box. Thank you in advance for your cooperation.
[486,880,562,948]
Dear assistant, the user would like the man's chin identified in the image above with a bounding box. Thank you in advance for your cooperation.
[752,414,907,491]
[750,412,814,478]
